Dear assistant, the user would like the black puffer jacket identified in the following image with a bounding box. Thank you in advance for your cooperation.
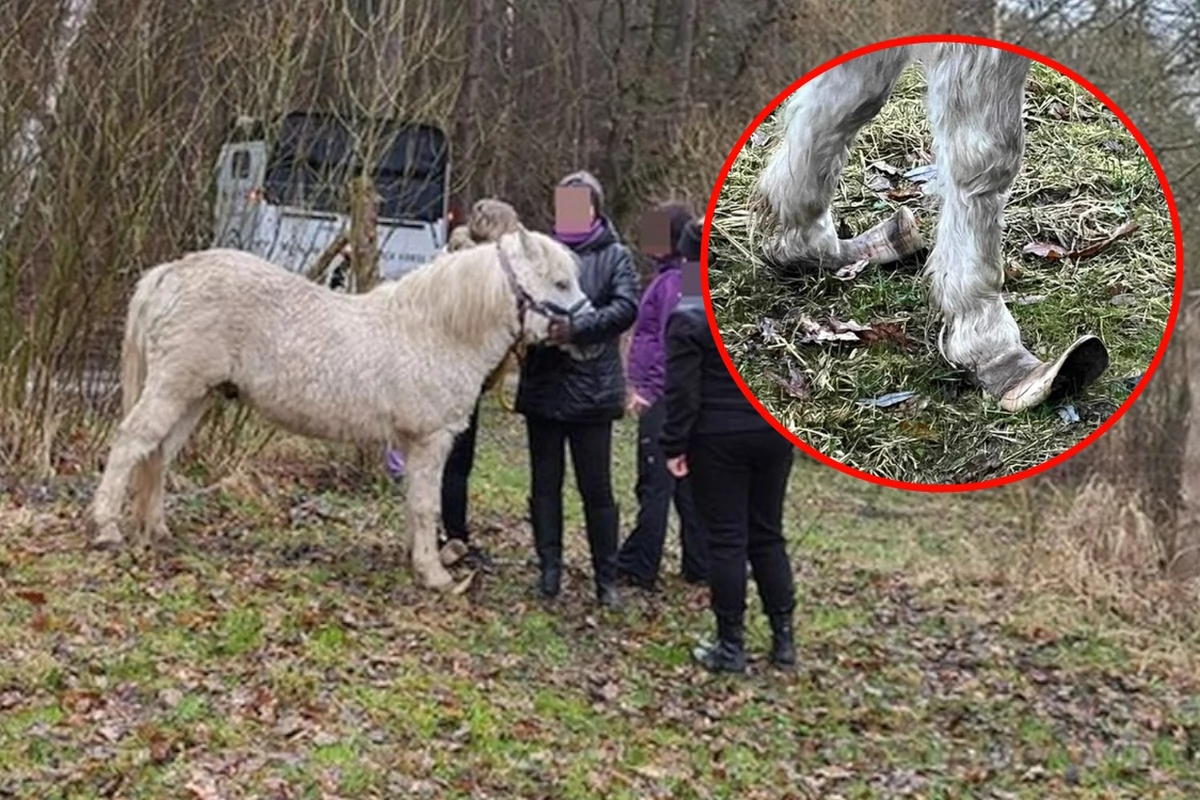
[660,298,775,458]
[515,217,639,423]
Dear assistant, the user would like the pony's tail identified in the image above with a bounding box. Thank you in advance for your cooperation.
[120,273,154,417]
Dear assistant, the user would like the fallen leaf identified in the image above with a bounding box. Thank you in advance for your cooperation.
[833,259,870,281]
[1057,405,1080,424]
[886,187,923,201]
[185,770,223,800]
[758,317,785,346]
[1071,220,1138,259]
[855,321,912,349]
[903,164,938,183]
[898,420,938,439]
[1022,220,1138,262]
[869,159,904,176]
[62,689,103,714]
[97,722,123,743]
[159,688,184,709]
[274,714,306,738]
[15,589,46,605]
[866,173,893,192]
[1021,241,1069,260]
[857,391,918,409]
[590,681,620,703]
[1002,293,1047,306]
[450,572,476,595]
[765,363,810,400]
[794,315,869,344]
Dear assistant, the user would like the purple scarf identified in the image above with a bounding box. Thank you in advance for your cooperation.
[553,217,604,247]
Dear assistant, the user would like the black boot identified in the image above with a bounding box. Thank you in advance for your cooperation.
[529,497,562,598]
[693,614,746,674]
[585,504,621,609]
[769,613,797,670]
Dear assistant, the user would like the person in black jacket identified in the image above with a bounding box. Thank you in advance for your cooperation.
[660,219,798,673]
[515,170,640,608]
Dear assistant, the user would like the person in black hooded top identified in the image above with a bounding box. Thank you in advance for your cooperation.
[660,218,798,673]
[514,170,640,608]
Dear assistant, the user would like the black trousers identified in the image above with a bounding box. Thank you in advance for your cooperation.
[525,415,618,580]
[441,401,481,542]
[617,400,708,583]
[688,427,796,638]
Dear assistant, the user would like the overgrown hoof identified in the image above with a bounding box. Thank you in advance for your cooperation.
[761,207,925,277]
[419,563,456,591]
[997,335,1110,413]
[91,522,126,550]
[439,538,470,567]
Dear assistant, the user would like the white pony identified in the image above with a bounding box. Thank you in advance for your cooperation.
[88,226,591,590]
[755,41,1109,412]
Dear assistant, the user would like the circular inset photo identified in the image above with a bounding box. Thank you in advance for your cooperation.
[705,35,1182,489]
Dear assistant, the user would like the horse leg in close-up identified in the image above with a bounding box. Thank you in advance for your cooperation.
[924,44,1108,412]
[404,429,457,590]
[757,46,924,271]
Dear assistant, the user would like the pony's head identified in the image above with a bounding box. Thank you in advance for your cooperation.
[495,229,592,351]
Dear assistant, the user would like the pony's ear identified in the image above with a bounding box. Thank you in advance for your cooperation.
[518,228,535,258]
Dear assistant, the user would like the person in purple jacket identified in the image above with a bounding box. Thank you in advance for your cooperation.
[615,203,708,591]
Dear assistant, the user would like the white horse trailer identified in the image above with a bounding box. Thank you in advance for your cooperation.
[212,112,454,289]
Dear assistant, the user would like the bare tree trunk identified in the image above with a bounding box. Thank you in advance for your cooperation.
[498,0,516,198]
[349,175,380,291]
[453,0,489,200]
[672,0,698,135]
[567,0,586,166]
[1,0,94,246]
[1174,317,1200,579]
[731,0,787,86]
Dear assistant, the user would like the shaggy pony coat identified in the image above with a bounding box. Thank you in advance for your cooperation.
[89,228,587,591]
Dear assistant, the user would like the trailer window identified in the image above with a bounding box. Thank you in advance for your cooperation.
[231,150,251,179]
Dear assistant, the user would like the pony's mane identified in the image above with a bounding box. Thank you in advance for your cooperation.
[368,229,579,347]
[383,242,516,347]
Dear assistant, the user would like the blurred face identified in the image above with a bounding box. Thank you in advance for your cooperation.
[554,185,594,233]
[639,208,674,258]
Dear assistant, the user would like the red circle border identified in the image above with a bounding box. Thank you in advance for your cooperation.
[701,33,1186,494]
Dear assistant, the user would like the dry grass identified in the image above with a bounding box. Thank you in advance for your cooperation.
[1007,478,1200,626]
[709,60,1177,485]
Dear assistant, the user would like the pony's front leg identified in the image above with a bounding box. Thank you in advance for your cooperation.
[404,430,456,590]
[757,46,921,271]
[925,44,1108,411]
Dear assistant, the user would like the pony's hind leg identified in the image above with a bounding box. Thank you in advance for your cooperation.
[90,386,193,549]
[403,429,457,590]
[924,44,1108,411]
[129,396,212,545]
[756,45,917,271]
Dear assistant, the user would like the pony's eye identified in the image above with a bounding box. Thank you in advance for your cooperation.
[555,280,569,291]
